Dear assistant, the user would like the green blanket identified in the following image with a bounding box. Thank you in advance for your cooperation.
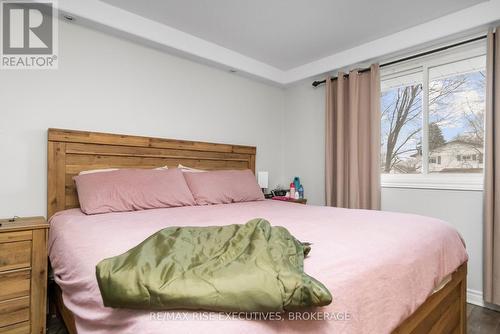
[96,218,332,312]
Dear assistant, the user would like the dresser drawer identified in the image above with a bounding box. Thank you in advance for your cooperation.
[0,321,30,334]
[0,231,31,244]
[0,269,30,302]
[0,241,31,272]
[0,296,30,328]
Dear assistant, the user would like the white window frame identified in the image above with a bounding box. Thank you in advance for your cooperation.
[380,40,486,191]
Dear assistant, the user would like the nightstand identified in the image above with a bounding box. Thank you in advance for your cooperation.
[271,197,307,204]
[0,217,49,334]
[286,198,307,204]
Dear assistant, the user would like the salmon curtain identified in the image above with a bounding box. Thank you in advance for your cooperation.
[484,27,500,305]
[325,64,381,209]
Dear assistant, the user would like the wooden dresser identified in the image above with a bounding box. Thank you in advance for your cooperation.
[0,217,49,334]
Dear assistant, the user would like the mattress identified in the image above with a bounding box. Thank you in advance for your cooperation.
[48,200,467,334]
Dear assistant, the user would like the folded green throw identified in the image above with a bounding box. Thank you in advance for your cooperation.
[96,218,332,312]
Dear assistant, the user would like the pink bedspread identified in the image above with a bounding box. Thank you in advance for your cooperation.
[48,200,467,334]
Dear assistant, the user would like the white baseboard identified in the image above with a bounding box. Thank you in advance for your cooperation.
[467,289,500,311]
[467,288,485,307]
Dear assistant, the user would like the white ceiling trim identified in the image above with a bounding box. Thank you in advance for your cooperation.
[56,0,286,83]
[55,0,500,85]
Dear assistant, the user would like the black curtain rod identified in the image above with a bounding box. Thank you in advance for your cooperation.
[311,34,487,87]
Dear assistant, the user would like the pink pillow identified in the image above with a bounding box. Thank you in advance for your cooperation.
[183,169,265,205]
[73,168,196,214]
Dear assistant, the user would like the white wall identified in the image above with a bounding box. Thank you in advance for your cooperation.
[283,79,325,205]
[283,78,485,299]
[0,20,285,217]
[381,188,484,295]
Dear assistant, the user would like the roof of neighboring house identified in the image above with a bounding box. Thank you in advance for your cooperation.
[411,139,482,158]
[439,139,482,148]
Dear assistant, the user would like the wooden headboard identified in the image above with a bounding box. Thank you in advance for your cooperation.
[47,128,256,218]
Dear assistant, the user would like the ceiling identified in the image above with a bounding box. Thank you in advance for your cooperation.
[59,0,500,84]
[101,0,486,70]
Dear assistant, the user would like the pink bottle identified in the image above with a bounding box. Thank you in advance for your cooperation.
[289,182,295,199]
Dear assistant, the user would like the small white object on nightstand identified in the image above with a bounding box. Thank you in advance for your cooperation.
[257,171,269,190]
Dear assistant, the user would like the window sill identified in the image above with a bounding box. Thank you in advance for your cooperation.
[381,174,484,191]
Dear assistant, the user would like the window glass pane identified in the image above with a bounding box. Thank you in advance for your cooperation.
[428,56,485,173]
[380,72,423,174]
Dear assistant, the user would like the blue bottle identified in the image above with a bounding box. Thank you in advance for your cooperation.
[298,185,304,199]
[293,177,300,191]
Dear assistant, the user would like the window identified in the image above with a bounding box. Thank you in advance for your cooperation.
[380,40,486,190]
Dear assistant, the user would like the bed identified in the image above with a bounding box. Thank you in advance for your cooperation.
[47,128,468,334]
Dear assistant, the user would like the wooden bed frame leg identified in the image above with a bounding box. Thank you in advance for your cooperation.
[459,270,467,334]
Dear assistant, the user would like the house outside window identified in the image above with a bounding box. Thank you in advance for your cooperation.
[380,40,486,190]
